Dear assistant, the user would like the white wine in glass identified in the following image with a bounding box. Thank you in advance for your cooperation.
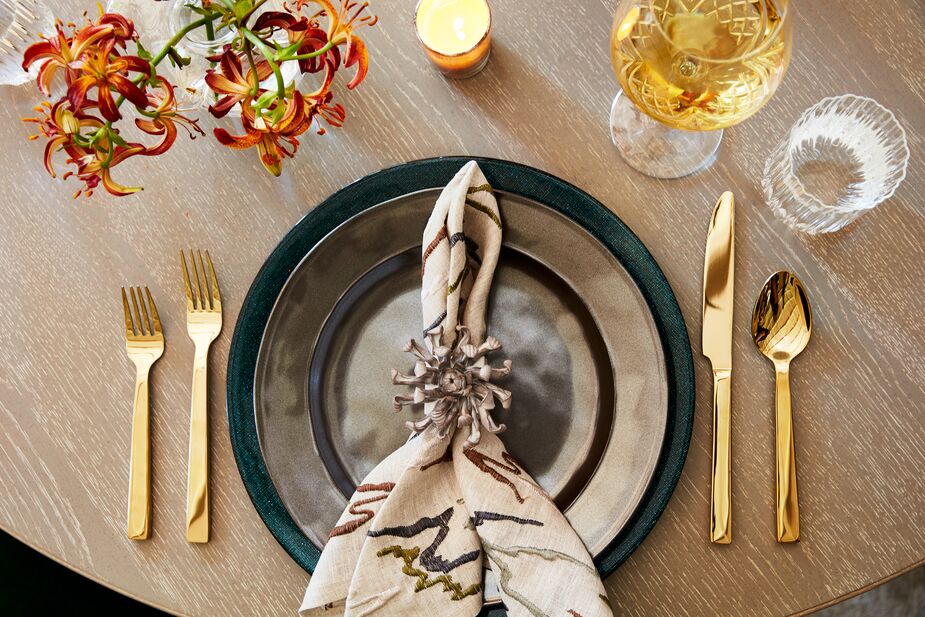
[609,0,792,178]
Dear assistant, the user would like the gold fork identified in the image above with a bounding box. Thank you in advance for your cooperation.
[181,250,222,543]
[122,286,164,541]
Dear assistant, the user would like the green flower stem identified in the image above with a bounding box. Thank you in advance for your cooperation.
[288,40,336,61]
[149,14,218,71]
[241,28,286,100]
[99,13,219,143]
[243,42,261,96]
[114,13,220,106]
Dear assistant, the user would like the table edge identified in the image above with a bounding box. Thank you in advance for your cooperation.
[0,523,185,617]
[791,556,925,616]
[4,518,921,617]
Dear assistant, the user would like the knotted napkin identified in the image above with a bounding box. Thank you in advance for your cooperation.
[300,161,613,617]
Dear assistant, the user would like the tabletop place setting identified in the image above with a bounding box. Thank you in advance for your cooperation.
[0,0,921,615]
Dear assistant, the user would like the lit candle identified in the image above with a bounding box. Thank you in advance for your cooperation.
[415,0,492,79]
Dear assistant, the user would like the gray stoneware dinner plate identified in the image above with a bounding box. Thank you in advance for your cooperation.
[227,157,694,611]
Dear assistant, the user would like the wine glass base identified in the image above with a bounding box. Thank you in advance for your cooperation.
[610,90,723,179]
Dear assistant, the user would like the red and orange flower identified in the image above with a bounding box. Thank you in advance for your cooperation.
[215,91,311,176]
[65,39,151,121]
[136,77,205,156]
[300,0,377,88]
[204,47,272,118]
[24,99,145,197]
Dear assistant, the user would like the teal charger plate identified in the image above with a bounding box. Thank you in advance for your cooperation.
[227,157,694,613]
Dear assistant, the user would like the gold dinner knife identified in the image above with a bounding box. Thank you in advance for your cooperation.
[702,191,734,544]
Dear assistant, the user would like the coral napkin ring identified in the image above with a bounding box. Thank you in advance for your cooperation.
[391,325,513,446]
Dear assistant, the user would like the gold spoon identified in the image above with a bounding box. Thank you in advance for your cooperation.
[751,271,813,543]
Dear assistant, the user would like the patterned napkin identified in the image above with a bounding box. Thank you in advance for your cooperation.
[300,161,613,617]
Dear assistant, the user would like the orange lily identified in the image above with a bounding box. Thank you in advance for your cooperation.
[136,78,205,156]
[204,48,272,118]
[21,2,379,195]
[22,21,117,95]
[66,40,150,121]
[23,100,99,178]
[65,143,147,197]
[299,0,377,88]
[213,91,311,176]
[24,99,145,197]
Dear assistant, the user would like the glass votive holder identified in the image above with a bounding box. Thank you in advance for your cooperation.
[415,0,492,79]
[763,94,910,234]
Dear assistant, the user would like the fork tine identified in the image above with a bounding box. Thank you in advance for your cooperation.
[145,287,163,334]
[196,250,211,311]
[189,249,203,310]
[130,287,146,335]
[121,287,135,337]
[181,250,195,311]
[137,286,152,335]
[205,250,221,308]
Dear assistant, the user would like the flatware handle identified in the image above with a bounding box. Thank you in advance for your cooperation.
[127,368,151,540]
[710,370,732,544]
[775,366,799,542]
[186,345,210,543]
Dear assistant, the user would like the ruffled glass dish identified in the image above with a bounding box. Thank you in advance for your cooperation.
[763,94,910,234]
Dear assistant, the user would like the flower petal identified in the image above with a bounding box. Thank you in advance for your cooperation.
[136,119,176,155]
[66,74,97,109]
[121,55,152,75]
[97,86,121,121]
[204,70,251,96]
[253,11,299,31]
[72,24,119,57]
[110,144,146,166]
[213,126,263,149]
[98,13,135,43]
[207,95,242,119]
[101,168,142,196]
[309,0,341,37]
[344,37,368,89]
[256,135,283,176]
[22,41,59,70]
[35,60,61,96]
[221,50,245,85]
[134,118,160,135]
[42,136,68,177]
[110,75,148,110]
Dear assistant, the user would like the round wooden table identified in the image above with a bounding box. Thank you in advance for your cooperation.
[1,0,923,614]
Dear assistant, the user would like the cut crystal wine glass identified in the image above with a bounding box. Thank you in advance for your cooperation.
[609,0,792,179]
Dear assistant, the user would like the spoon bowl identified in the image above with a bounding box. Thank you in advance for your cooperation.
[751,271,813,543]
[752,271,813,366]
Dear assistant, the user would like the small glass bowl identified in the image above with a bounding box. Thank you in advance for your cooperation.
[763,94,909,234]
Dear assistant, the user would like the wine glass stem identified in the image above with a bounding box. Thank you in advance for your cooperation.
[609,89,723,180]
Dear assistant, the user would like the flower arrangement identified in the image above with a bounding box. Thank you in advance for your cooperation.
[22,1,377,197]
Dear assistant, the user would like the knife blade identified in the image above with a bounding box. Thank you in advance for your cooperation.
[703,191,734,544]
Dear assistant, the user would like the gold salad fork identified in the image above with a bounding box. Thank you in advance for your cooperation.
[122,287,164,541]
[180,250,222,543]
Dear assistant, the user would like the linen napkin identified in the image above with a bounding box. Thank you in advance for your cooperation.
[300,161,613,617]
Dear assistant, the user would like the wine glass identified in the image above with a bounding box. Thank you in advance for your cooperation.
[609,0,792,179]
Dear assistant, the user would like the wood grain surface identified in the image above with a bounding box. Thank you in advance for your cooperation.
[0,1,923,615]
